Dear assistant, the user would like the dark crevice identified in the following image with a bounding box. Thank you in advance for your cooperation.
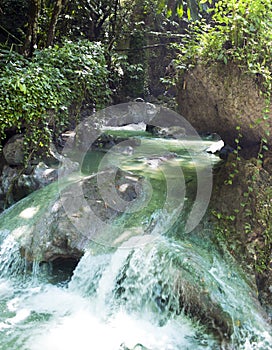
[40,256,81,285]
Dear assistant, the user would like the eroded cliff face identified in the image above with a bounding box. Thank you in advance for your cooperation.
[209,156,272,318]
[177,63,272,318]
[177,63,272,155]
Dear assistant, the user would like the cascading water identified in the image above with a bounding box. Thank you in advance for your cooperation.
[0,131,271,350]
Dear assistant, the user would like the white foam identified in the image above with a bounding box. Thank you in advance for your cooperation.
[28,308,198,350]
[0,279,13,298]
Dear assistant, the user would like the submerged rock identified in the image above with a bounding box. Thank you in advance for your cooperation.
[143,152,178,168]
[114,239,270,346]
[91,133,141,152]
[146,125,186,139]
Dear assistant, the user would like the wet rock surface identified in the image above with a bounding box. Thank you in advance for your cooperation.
[7,169,144,263]
[146,125,186,139]
[74,102,159,151]
[91,133,141,152]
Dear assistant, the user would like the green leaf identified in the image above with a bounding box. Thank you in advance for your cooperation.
[187,7,191,20]
[157,0,166,13]
[166,8,172,18]
[177,5,184,18]
[16,82,27,94]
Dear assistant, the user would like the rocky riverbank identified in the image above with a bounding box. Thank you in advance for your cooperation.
[177,62,272,321]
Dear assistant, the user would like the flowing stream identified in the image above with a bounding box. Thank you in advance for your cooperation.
[0,130,271,349]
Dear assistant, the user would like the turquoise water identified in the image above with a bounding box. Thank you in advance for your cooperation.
[0,132,271,349]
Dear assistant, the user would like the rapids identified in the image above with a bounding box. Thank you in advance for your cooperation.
[0,131,271,350]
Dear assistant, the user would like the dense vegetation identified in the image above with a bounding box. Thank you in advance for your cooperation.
[0,0,196,156]
[0,41,109,156]
[176,0,272,94]
[0,0,271,298]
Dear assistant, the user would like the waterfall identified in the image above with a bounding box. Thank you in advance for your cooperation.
[0,132,271,350]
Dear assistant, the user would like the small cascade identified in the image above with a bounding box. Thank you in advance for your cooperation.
[68,252,112,297]
[0,229,26,278]
[65,237,272,349]
[94,246,133,314]
[0,131,271,350]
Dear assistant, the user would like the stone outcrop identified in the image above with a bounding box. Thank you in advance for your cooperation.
[176,62,272,320]
[175,62,272,322]
[210,156,272,318]
[146,125,186,138]
[177,63,272,155]
[0,169,144,264]
[0,142,78,212]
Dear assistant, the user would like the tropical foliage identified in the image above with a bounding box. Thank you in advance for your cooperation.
[0,40,109,156]
[176,0,272,85]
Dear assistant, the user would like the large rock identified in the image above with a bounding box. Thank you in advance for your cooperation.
[0,165,269,345]
[0,168,144,263]
[0,142,79,211]
[104,102,158,127]
[74,102,160,152]
[3,134,24,165]
[177,63,272,154]
[75,102,202,154]
[0,164,53,208]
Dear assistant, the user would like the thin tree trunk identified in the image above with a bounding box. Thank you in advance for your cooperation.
[23,0,41,56]
[108,0,119,51]
[46,0,67,47]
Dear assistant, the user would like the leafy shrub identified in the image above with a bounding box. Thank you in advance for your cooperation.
[33,40,110,110]
[0,40,110,158]
[176,0,272,87]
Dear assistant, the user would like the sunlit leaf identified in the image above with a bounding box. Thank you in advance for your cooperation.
[166,8,173,18]
[177,4,184,18]
[187,7,191,20]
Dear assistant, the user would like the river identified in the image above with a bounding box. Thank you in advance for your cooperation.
[0,128,271,349]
